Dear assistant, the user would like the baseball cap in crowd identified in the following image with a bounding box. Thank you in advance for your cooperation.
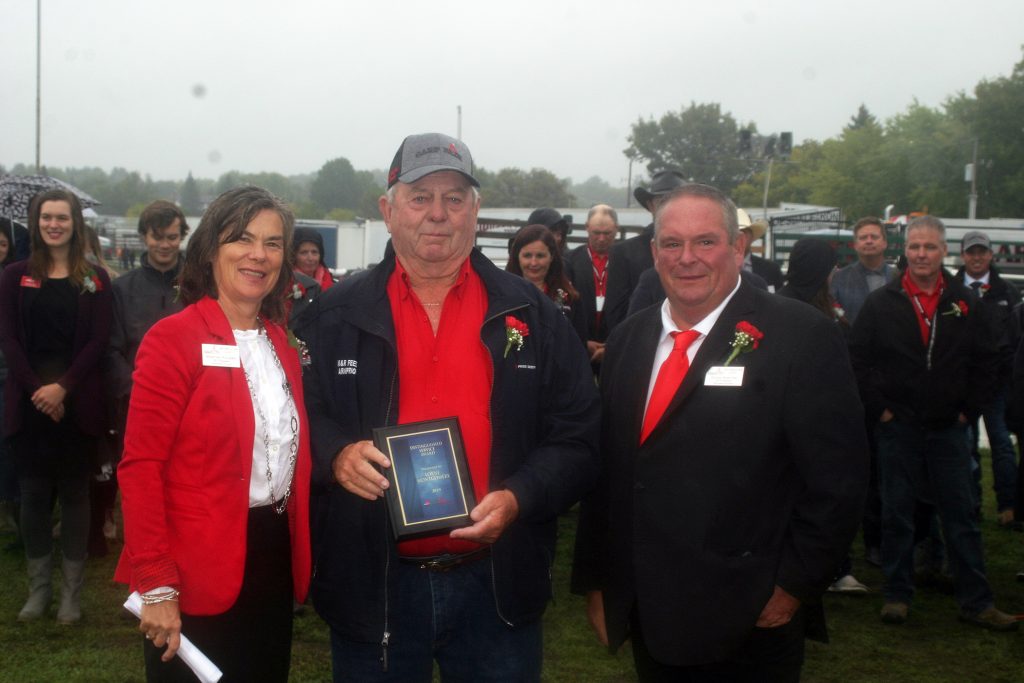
[387,133,479,189]
[527,208,572,237]
[961,230,991,252]
[633,169,688,208]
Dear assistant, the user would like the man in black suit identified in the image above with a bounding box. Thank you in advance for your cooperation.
[738,210,784,292]
[602,170,688,332]
[566,204,619,367]
[573,183,868,681]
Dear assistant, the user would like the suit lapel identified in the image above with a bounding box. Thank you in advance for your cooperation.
[649,283,758,438]
[624,307,665,443]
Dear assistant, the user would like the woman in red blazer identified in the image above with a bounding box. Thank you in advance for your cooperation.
[115,186,311,682]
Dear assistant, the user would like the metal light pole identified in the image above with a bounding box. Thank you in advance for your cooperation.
[35,0,42,172]
[626,157,635,208]
[456,105,462,141]
[967,138,978,219]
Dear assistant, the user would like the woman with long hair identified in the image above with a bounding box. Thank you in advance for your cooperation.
[0,189,113,624]
[507,224,587,343]
[115,186,311,682]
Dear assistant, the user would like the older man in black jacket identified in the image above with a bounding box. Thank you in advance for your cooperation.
[298,133,599,682]
[849,216,1016,631]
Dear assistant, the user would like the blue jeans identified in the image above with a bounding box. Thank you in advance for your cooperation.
[330,556,542,682]
[970,388,1019,512]
[876,420,993,614]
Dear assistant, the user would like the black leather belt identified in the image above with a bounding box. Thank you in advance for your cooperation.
[399,546,491,572]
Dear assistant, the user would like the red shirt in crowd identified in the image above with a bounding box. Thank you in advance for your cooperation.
[387,258,492,557]
[902,270,944,346]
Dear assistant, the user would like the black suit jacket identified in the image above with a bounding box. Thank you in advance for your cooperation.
[572,282,868,666]
[566,244,609,343]
[603,225,654,332]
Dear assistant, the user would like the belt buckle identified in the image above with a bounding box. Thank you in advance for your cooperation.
[422,555,458,572]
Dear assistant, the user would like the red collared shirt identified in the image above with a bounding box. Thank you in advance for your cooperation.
[902,270,944,346]
[387,258,492,556]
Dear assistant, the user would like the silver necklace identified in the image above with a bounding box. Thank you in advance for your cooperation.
[241,322,299,514]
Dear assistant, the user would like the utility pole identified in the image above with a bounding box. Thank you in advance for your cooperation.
[35,0,42,172]
[456,105,462,141]
[967,138,978,219]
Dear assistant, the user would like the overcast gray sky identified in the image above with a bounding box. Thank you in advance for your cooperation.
[2,0,1022,187]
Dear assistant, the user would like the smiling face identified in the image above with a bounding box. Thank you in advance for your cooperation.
[296,241,321,277]
[518,239,552,288]
[38,200,75,250]
[962,245,993,279]
[653,195,745,328]
[144,219,183,272]
[379,171,479,274]
[212,209,285,319]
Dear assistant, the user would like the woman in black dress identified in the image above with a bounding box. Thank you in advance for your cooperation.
[0,189,112,624]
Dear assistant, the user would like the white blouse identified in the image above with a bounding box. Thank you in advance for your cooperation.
[234,328,297,508]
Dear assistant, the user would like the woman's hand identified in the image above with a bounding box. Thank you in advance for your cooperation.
[31,383,66,421]
[140,601,182,662]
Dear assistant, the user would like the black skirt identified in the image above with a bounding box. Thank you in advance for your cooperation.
[144,505,294,683]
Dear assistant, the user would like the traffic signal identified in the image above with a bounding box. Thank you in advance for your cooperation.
[779,132,793,157]
[739,129,752,155]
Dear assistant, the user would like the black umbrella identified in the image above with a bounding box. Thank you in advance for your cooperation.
[0,173,101,220]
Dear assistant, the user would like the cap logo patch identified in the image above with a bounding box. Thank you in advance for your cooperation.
[414,145,463,162]
[388,167,400,183]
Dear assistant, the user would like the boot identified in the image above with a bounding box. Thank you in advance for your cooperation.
[56,558,85,625]
[18,555,53,621]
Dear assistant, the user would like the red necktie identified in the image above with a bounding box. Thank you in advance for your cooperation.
[640,329,701,444]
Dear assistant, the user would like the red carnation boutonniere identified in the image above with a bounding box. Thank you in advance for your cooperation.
[980,284,991,293]
[723,321,764,367]
[942,300,968,317]
[82,269,103,294]
[291,282,306,300]
[503,315,530,358]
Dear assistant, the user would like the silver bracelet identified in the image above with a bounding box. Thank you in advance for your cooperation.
[140,589,180,605]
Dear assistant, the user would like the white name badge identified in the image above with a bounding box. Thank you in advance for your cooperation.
[595,295,605,312]
[202,344,241,368]
[705,366,744,387]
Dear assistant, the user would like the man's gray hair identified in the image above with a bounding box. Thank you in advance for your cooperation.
[384,182,480,205]
[653,184,740,243]
[906,215,946,240]
[586,203,619,226]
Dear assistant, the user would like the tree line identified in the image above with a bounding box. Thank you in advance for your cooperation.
[628,49,1024,221]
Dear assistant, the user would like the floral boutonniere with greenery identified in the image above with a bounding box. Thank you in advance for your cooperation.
[723,321,764,367]
[504,316,530,358]
[941,300,968,317]
[82,269,103,294]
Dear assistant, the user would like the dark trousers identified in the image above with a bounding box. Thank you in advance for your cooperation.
[630,609,804,682]
[144,505,293,683]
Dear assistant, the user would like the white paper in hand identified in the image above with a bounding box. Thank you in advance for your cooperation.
[124,592,223,683]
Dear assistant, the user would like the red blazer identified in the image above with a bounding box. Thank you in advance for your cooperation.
[114,296,312,615]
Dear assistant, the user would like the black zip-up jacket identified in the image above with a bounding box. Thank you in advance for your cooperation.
[296,247,600,651]
[954,264,1021,378]
[105,253,183,404]
[849,268,998,428]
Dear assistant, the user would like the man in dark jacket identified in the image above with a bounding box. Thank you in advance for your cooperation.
[566,204,618,367]
[956,230,1021,525]
[602,170,687,332]
[574,183,867,681]
[106,200,188,435]
[297,133,599,682]
[849,216,1016,631]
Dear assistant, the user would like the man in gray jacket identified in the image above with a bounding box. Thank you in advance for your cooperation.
[830,217,897,324]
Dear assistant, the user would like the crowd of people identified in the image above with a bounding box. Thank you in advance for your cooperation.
[0,130,1021,682]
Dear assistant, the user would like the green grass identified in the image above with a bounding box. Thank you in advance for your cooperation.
[2,452,1022,682]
